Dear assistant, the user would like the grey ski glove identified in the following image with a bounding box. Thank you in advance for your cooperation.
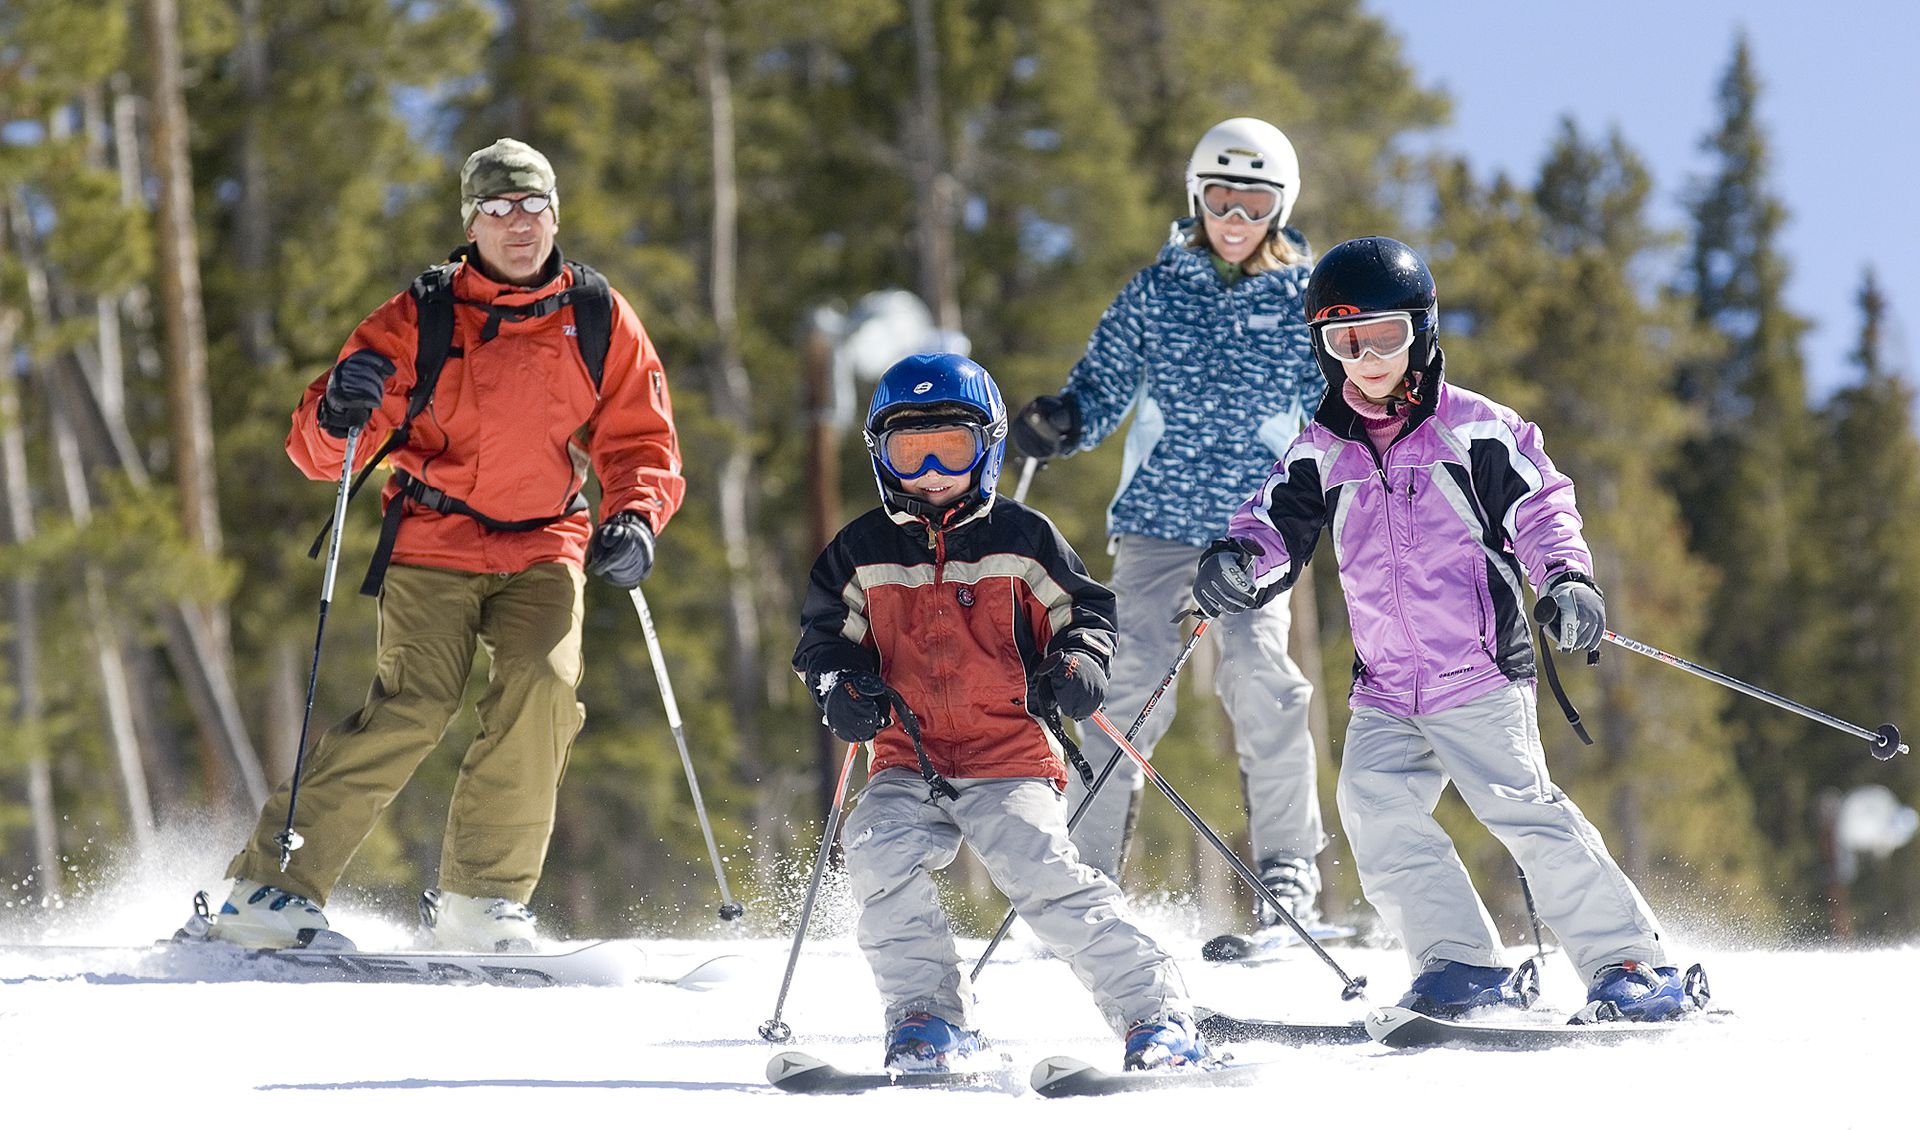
[1193,537,1263,618]
[1543,572,1606,652]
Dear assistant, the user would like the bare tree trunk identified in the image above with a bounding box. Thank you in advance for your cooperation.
[142,0,223,568]
[233,0,281,370]
[504,0,540,139]
[144,0,258,803]
[51,406,158,850]
[11,182,159,855]
[697,10,767,831]
[15,241,273,813]
[907,0,961,331]
[0,303,63,901]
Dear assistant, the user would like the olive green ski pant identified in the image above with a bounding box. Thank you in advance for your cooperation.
[229,562,585,905]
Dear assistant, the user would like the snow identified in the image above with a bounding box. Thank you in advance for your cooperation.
[2,854,1915,1128]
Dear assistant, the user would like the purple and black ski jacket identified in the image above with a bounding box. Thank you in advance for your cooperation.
[1226,352,1592,717]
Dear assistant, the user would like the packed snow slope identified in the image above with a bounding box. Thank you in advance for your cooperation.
[1,863,1913,1128]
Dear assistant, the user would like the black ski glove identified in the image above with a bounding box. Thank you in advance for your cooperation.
[1193,537,1264,618]
[1009,394,1082,461]
[1031,649,1107,721]
[587,512,656,587]
[821,670,895,743]
[317,349,394,438]
[1542,572,1606,652]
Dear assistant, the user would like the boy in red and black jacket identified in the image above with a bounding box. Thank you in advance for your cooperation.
[794,353,1205,1075]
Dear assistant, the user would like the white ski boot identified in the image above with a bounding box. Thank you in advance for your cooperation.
[420,888,539,953]
[189,880,355,950]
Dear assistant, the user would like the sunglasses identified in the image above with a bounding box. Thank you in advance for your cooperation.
[473,194,553,217]
[874,423,987,480]
[1197,178,1282,224]
[1319,312,1415,363]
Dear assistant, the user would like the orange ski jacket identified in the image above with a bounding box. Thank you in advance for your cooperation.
[288,254,683,576]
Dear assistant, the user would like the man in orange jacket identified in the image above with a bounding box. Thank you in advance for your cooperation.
[195,138,684,952]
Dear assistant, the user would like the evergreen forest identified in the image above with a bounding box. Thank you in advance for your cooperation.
[2,0,1915,946]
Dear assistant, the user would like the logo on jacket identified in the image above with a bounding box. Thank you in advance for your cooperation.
[956,586,974,607]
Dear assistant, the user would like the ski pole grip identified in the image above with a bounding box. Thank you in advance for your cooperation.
[1532,594,1558,626]
[1872,723,1906,761]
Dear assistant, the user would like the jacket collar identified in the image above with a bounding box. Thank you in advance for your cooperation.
[1156,217,1310,293]
[1314,347,1449,442]
[885,491,995,536]
[450,244,569,307]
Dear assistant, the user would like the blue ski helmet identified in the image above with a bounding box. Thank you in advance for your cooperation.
[864,353,1008,515]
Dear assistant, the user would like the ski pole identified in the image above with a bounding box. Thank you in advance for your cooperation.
[1537,598,1908,760]
[630,586,743,921]
[277,427,360,872]
[1012,456,1039,503]
[970,614,1212,978]
[1517,865,1547,976]
[759,740,861,1043]
[1088,708,1369,1001]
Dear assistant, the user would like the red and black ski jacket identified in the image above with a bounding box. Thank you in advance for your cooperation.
[794,495,1116,788]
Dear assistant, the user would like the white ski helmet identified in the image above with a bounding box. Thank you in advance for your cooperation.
[1184,117,1301,230]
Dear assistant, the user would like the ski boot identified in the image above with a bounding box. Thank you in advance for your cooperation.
[1253,856,1322,931]
[883,1012,984,1074]
[1123,1012,1211,1071]
[186,880,355,950]
[420,888,539,953]
[1396,958,1541,1019]
[1575,961,1709,1023]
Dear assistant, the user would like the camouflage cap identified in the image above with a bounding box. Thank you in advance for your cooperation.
[460,138,558,226]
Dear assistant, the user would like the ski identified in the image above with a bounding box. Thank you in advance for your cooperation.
[1365,1004,1709,1050]
[1029,1054,1276,1097]
[1194,1006,1370,1046]
[1200,922,1358,963]
[765,1051,1013,1094]
[0,940,743,990]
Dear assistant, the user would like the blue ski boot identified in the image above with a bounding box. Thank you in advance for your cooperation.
[1123,1012,1211,1071]
[1578,961,1709,1023]
[883,1012,983,1074]
[1396,958,1541,1019]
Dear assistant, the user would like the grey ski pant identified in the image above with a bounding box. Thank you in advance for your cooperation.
[841,768,1190,1035]
[1336,682,1668,982]
[1066,534,1324,880]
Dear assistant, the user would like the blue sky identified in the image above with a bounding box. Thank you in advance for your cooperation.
[1366,0,1915,400]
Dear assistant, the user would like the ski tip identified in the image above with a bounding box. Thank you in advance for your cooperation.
[1201,934,1253,962]
[1029,1055,1098,1094]
[1363,1005,1425,1044]
[767,1051,830,1086]
[668,953,749,990]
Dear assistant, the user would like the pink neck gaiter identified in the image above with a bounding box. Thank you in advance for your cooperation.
[1343,379,1408,455]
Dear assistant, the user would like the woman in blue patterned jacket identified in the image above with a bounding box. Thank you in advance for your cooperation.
[1010,118,1330,932]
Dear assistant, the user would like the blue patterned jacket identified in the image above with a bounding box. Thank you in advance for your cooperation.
[1061,219,1323,549]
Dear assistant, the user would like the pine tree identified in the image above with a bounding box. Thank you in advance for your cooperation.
[1809,271,1920,936]
[1417,124,1776,931]
[1674,37,1828,924]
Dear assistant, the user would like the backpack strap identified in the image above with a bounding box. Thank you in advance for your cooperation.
[564,260,612,392]
[311,255,618,595]
[306,260,464,565]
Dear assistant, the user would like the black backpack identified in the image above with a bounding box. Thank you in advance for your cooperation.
[308,251,615,596]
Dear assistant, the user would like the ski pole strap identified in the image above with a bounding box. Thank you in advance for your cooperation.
[1535,623,1594,745]
[885,689,958,802]
[1039,709,1094,789]
[358,470,586,597]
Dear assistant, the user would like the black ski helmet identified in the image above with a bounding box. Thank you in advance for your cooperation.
[1303,236,1439,388]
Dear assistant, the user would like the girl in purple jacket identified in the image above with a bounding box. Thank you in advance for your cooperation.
[1191,237,1707,1023]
